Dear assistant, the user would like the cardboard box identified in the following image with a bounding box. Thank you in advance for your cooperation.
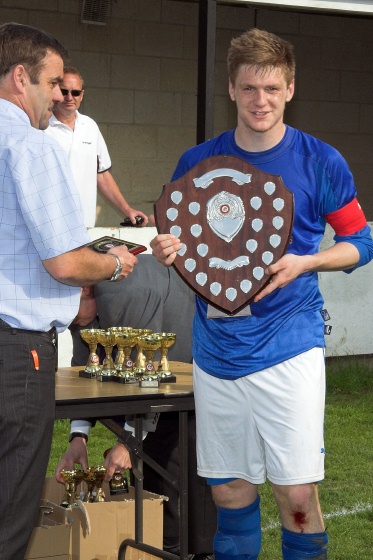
[25,499,72,560]
[41,477,164,560]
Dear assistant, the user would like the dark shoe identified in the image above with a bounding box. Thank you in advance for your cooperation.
[189,554,214,560]
[164,545,180,556]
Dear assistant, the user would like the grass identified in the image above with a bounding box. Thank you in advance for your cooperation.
[48,357,373,559]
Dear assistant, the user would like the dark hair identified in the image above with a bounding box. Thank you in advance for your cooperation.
[0,22,68,83]
[227,28,295,86]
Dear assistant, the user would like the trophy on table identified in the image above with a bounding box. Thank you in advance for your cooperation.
[109,328,137,383]
[79,328,105,378]
[96,330,117,381]
[60,468,84,508]
[157,332,177,382]
[137,334,163,387]
[132,329,153,377]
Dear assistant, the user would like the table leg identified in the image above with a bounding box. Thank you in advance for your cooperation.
[100,414,189,560]
[179,410,189,560]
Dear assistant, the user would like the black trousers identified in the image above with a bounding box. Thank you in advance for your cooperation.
[0,324,57,560]
[141,412,217,554]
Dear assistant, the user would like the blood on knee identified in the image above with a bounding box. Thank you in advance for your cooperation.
[292,510,307,532]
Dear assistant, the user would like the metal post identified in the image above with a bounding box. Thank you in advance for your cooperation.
[197,0,217,144]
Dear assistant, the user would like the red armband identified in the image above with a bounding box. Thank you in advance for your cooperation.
[325,198,367,236]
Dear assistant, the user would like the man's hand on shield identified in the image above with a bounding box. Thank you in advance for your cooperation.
[253,253,313,302]
[150,233,182,267]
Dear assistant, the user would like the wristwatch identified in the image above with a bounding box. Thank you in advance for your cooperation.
[109,254,122,281]
[69,432,88,443]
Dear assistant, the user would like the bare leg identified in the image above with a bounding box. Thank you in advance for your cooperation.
[271,482,325,533]
[272,483,328,558]
[211,478,258,509]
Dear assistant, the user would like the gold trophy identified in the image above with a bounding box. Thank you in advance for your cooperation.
[109,328,137,383]
[96,330,117,381]
[60,468,84,508]
[81,467,97,503]
[82,466,107,502]
[132,329,153,377]
[137,334,163,387]
[91,466,107,502]
[110,471,129,495]
[103,448,129,495]
[79,328,105,378]
[157,332,177,383]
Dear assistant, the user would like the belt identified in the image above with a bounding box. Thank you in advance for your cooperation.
[0,318,57,342]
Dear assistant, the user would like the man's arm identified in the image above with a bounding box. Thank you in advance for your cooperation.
[42,245,137,286]
[55,436,89,483]
[55,419,132,483]
[103,443,132,481]
[97,170,148,226]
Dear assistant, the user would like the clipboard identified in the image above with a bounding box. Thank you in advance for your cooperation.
[86,236,147,255]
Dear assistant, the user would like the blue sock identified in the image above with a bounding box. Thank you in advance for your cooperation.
[214,496,262,560]
[282,527,328,559]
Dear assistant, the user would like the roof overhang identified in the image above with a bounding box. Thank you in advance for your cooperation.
[220,0,373,15]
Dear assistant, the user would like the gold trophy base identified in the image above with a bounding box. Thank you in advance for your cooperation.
[97,373,114,382]
[159,374,177,383]
[79,369,98,379]
[139,378,160,388]
[111,374,127,384]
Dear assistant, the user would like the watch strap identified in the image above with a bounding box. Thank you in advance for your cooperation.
[69,432,88,443]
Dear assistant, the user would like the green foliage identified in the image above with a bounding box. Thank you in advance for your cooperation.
[48,359,373,559]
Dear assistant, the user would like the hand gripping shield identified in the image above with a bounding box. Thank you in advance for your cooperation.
[154,155,294,315]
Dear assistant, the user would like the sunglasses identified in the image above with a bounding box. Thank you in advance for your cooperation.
[60,88,83,97]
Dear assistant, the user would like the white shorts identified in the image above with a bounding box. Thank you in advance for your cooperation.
[193,347,325,486]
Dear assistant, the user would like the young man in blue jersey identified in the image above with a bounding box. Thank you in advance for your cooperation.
[150,28,373,559]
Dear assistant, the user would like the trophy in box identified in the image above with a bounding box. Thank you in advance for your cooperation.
[82,466,97,503]
[60,468,84,508]
[92,466,107,502]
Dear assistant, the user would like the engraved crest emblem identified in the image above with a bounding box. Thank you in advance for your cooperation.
[154,155,294,315]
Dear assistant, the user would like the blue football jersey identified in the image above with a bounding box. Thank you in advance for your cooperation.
[171,126,373,378]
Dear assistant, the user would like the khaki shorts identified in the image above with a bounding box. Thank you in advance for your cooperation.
[193,347,326,486]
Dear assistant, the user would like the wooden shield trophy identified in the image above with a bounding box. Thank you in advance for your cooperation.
[154,155,294,315]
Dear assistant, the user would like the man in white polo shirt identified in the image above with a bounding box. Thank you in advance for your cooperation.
[45,66,148,228]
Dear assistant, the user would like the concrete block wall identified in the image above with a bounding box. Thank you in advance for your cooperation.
[1,0,373,226]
